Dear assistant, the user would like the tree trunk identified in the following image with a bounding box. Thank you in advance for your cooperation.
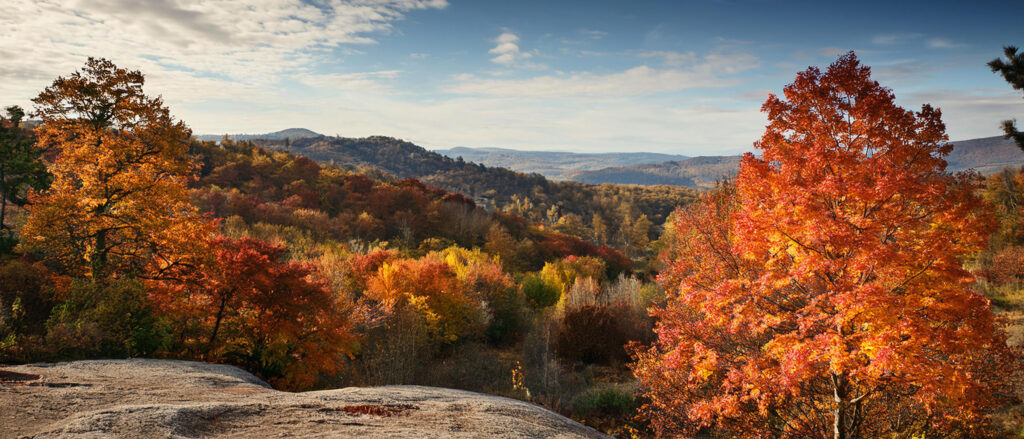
[0,191,7,237]
[90,229,107,281]
[832,373,858,439]
[0,167,8,238]
[833,400,847,439]
[207,294,229,358]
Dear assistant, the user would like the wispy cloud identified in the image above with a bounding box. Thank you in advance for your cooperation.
[449,52,759,98]
[927,38,964,49]
[0,0,448,104]
[636,51,697,67]
[819,46,848,57]
[871,33,923,45]
[903,88,1022,139]
[299,70,403,92]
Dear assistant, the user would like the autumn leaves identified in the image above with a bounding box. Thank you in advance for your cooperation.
[24,58,213,281]
[634,53,1018,438]
[3,52,1018,437]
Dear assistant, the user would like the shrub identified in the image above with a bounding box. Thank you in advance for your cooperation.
[522,274,560,308]
[45,279,171,360]
[555,305,630,366]
[571,384,639,419]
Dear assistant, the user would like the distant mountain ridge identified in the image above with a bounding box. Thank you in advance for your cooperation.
[194,128,322,142]
[569,155,742,188]
[945,135,1024,174]
[242,134,696,229]
[196,129,1024,190]
[434,147,688,180]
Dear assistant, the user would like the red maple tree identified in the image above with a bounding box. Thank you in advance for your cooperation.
[634,53,1019,439]
[152,237,357,390]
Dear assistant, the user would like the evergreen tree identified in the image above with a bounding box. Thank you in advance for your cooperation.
[0,105,50,252]
[989,45,1024,150]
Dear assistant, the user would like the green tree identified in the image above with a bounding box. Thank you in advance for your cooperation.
[0,106,50,252]
[989,45,1024,150]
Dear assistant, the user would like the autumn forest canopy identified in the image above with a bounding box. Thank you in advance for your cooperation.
[3,49,1024,438]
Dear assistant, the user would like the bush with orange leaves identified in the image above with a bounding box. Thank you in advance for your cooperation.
[151,237,358,390]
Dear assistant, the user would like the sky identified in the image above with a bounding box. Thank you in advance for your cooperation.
[2,0,1022,155]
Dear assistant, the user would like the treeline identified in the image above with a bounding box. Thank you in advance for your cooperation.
[189,139,631,275]
[256,135,695,259]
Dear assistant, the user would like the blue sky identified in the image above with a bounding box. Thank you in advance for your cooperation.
[2,0,1021,155]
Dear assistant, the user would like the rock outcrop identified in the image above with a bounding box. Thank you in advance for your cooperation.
[0,359,609,438]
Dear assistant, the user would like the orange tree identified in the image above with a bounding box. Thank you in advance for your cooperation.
[633,53,1019,438]
[22,58,212,280]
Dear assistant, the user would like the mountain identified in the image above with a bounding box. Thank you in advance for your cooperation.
[569,156,741,189]
[194,128,322,142]
[434,147,688,180]
[945,135,1024,174]
[566,135,1024,188]
[247,135,696,230]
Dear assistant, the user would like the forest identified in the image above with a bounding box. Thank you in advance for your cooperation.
[2,47,1024,439]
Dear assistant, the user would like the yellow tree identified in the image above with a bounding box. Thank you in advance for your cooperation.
[22,58,212,280]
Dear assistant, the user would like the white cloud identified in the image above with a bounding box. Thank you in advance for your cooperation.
[450,52,759,98]
[299,70,403,92]
[901,88,1023,140]
[0,0,448,107]
[488,31,537,67]
[282,85,765,155]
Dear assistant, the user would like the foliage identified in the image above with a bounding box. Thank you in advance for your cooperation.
[46,278,171,360]
[0,106,50,253]
[258,134,695,236]
[540,255,606,298]
[556,305,633,366]
[21,58,213,280]
[364,255,488,345]
[989,46,1024,150]
[571,384,640,420]
[151,237,357,389]
[634,53,1020,438]
[1,272,171,363]
[0,258,62,361]
[521,273,561,308]
[189,139,630,271]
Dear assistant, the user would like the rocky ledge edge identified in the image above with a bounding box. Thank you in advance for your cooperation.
[0,359,609,438]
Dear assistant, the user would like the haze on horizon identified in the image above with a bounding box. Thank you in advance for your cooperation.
[2,0,1021,155]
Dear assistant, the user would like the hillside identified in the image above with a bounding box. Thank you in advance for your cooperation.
[0,359,607,438]
[249,135,696,230]
[434,147,688,180]
[194,128,323,142]
[567,136,1024,188]
[569,156,741,188]
[945,135,1024,174]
